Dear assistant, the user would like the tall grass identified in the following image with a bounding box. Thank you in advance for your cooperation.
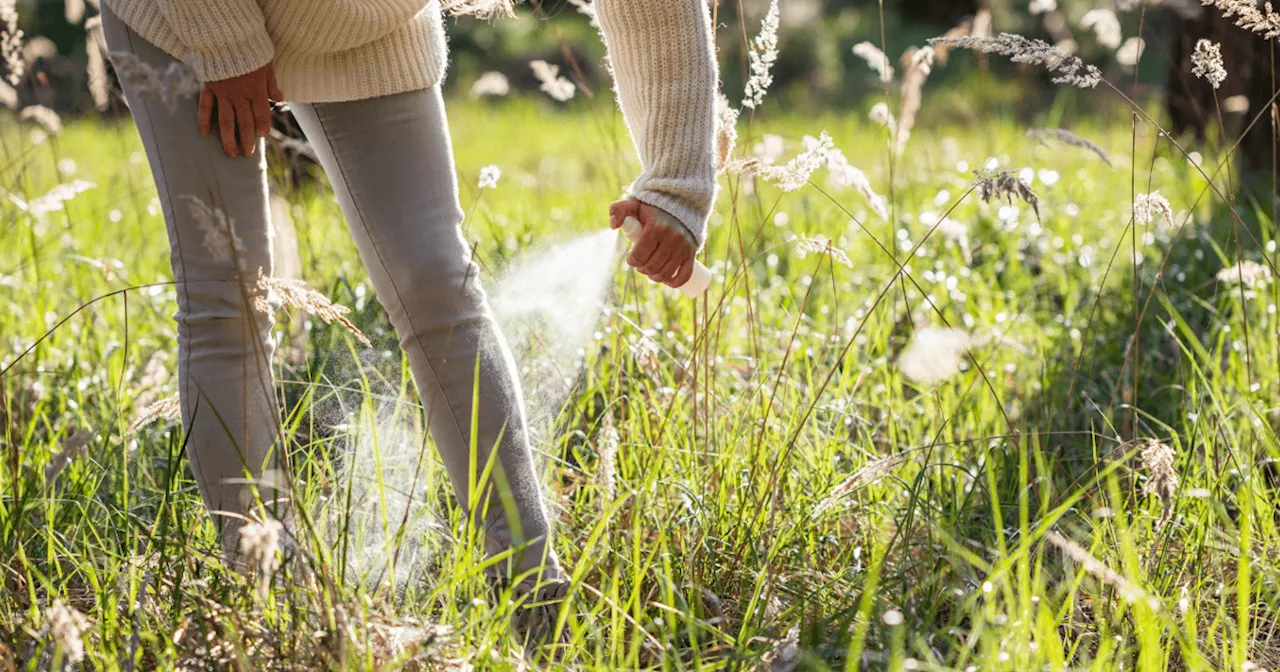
[2,1,1280,670]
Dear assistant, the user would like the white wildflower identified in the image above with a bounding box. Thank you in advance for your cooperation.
[529,60,575,102]
[468,71,510,98]
[742,0,780,108]
[2,0,23,86]
[852,41,894,83]
[1218,260,1273,289]
[20,105,62,135]
[478,165,501,190]
[897,327,971,385]
[1081,9,1123,50]
[1191,39,1227,89]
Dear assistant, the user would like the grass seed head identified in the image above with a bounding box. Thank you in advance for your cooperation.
[256,275,372,347]
[852,41,894,83]
[813,452,907,515]
[596,415,618,509]
[478,165,501,189]
[468,71,510,98]
[715,93,740,172]
[973,169,1041,221]
[181,196,245,264]
[1134,192,1175,229]
[1027,128,1113,165]
[441,0,518,18]
[1045,531,1152,605]
[45,600,89,664]
[127,395,180,435]
[1140,439,1179,510]
[1081,8,1123,49]
[529,60,575,102]
[239,517,283,585]
[1217,260,1274,289]
[107,52,201,112]
[2,0,23,86]
[930,33,1102,88]
[794,235,852,268]
[1202,0,1280,39]
[20,105,62,135]
[742,0,780,109]
[1191,39,1227,89]
[898,327,972,386]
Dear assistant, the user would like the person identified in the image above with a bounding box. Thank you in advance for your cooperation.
[98,0,717,645]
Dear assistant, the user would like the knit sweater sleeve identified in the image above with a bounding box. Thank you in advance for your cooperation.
[595,0,719,249]
[149,1,275,82]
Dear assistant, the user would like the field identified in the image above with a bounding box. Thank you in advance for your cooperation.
[3,72,1280,670]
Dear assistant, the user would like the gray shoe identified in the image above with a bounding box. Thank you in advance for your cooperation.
[500,578,570,660]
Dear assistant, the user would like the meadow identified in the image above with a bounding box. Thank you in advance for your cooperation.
[4,23,1280,671]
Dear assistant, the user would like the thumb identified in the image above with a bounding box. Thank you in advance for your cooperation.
[267,68,284,102]
[609,199,640,230]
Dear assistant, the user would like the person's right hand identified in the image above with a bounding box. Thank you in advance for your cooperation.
[198,63,284,158]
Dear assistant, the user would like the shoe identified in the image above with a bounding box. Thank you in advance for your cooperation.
[497,577,570,660]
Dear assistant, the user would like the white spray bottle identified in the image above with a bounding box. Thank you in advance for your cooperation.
[620,216,713,298]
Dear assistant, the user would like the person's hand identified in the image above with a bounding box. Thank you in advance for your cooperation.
[609,199,696,289]
[198,63,284,158]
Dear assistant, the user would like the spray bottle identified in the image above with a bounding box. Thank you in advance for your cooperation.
[620,216,713,298]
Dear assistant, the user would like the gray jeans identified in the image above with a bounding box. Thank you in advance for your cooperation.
[102,3,560,579]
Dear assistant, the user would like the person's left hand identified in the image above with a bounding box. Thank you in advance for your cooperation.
[609,199,696,289]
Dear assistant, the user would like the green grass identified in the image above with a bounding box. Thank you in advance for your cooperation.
[2,86,1279,670]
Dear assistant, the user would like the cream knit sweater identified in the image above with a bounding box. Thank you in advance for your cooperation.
[105,0,720,246]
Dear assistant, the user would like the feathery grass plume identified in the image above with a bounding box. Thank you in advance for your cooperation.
[180,196,244,263]
[239,517,283,596]
[895,46,935,156]
[1134,192,1175,229]
[1027,128,1113,165]
[1044,531,1153,604]
[127,395,180,435]
[596,415,618,510]
[742,0,780,109]
[852,41,894,82]
[85,19,109,110]
[1031,0,1058,13]
[794,235,853,268]
[24,179,95,218]
[1217,260,1274,289]
[825,147,889,219]
[757,132,833,192]
[478,165,501,189]
[1140,440,1179,523]
[2,0,23,86]
[929,33,1102,88]
[814,452,907,515]
[869,102,898,139]
[529,59,575,102]
[973,169,1041,221]
[753,133,785,162]
[0,78,15,108]
[1191,39,1227,88]
[897,327,972,385]
[566,0,598,28]
[441,0,517,18]
[468,71,509,98]
[715,93,740,172]
[1224,94,1250,113]
[1081,8,1123,49]
[45,600,89,664]
[20,105,62,135]
[45,429,92,482]
[1116,37,1146,68]
[1202,0,1280,39]
[255,275,372,347]
[108,51,201,112]
[65,0,85,23]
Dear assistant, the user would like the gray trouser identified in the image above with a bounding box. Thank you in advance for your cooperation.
[102,3,560,579]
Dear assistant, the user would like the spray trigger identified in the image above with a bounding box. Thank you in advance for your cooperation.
[619,216,712,298]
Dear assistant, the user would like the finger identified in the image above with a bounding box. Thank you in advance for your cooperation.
[639,239,676,277]
[670,261,695,289]
[252,95,271,139]
[233,98,256,156]
[198,88,214,136]
[267,70,284,102]
[609,200,640,230]
[217,95,238,157]
[627,232,661,268]
[657,251,687,288]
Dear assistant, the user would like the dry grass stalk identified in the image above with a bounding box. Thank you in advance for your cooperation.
[813,452,907,515]
[930,33,1102,88]
[255,275,372,347]
[973,170,1041,221]
[1140,440,1179,524]
[1044,531,1154,605]
[127,395,180,435]
[742,0,780,109]
[1202,0,1280,39]
[895,46,935,156]
[1027,128,1113,165]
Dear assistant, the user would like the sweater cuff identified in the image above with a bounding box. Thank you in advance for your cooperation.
[190,28,275,82]
[630,189,713,252]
